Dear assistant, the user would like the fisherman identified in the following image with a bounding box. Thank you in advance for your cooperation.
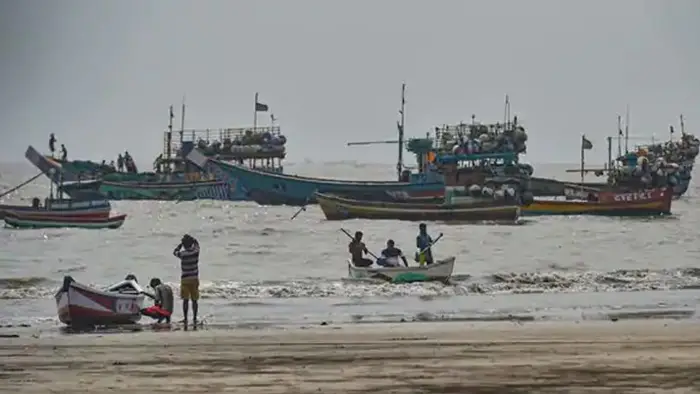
[141,277,174,324]
[48,133,56,157]
[348,231,373,267]
[415,223,435,265]
[174,234,200,325]
[376,239,408,267]
[117,154,124,172]
[60,144,67,161]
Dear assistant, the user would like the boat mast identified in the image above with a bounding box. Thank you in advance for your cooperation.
[617,115,622,158]
[180,97,186,146]
[680,114,685,135]
[624,104,630,153]
[167,105,174,173]
[397,83,406,181]
[607,136,613,170]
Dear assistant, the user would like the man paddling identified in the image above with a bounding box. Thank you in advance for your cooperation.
[349,231,373,267]
[415,223,435,265]
[141,278,174,324]
[174,234,200,325]
[377,239,408,267]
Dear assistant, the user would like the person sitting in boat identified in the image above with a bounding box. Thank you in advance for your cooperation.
[376,239,408,267]
[415,223,435,265]
[349,231,373,267]
[141,277,174,324]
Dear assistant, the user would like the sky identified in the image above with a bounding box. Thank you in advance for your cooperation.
[1,0,699,169]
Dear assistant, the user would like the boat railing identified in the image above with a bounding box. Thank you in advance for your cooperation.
[164,125,286,160]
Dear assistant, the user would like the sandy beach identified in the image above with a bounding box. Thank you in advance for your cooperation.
[1,320,700,393]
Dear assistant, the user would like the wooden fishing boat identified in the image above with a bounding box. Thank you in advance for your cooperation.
[348,257,456,283]
[4,213,127,229]
[316,192,520,222]
[55,275,145,327]
[0,197,111,220]
[522,187,672,216]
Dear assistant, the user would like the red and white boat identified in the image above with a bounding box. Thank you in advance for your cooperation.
[0,197,111,220]
[55,276,146,327]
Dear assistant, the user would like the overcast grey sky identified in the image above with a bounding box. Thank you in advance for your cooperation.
[1,0,698,167]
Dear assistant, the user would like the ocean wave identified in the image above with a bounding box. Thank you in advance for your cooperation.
[2,267,699,300]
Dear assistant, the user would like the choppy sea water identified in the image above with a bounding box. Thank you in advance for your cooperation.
[1,161,699,333]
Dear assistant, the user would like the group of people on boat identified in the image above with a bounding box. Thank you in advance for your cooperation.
[116,151,137,173]
[646,134,700,166]
[48,133,68,161]
[348,223,435,268]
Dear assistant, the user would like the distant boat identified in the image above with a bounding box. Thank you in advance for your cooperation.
[187,149,445,206]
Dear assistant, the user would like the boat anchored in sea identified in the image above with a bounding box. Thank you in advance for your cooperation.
[28,95,287,201]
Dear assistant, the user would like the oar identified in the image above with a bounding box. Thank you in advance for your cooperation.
[291,191,316,220]
[340,228,379,259]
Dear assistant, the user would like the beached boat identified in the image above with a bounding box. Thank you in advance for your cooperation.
[522,187,672,216]
[0,196,112,220]
[348,257,456,283]
[55,275,145,327]
[315,192,520,222]
[4,213,127,229]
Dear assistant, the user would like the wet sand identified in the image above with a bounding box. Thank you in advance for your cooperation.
[2,320,700,393]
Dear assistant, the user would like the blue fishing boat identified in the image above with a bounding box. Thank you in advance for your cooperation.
[186,148,445,206]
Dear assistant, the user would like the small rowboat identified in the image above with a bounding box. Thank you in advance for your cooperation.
[4,213,127,229]
[56,276,145,327]
[348,257,456,283]
[316,192,520,223]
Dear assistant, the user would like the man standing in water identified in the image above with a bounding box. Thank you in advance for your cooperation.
[174,234,200,326]
[416,223,434,265]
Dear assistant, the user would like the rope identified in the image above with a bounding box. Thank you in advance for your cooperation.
[0,172,44,199]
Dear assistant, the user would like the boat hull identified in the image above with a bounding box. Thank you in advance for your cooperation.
[187,149,445,206]
[522,188,672,216]
[55,276,144,327]
[529,174,692,199]
[348,257,456,283]
[4,213,127,229]
[99,179,241,201]
[0,199,111,220]
[316,193,520,222]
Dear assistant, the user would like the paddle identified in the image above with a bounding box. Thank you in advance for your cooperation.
[290,191,316,220]
[340,228,379,259]
[0,172,43,199]
[416,232,444,266]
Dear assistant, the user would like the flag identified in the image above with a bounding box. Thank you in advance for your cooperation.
[618,127,623,136]
[670,125,675,134]
[169,105,174,120]
[270,113,276,122]
[255,101,268,112]
[581,135,593,150]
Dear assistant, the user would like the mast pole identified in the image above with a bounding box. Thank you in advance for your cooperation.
[180,96,186,145]
[167,105,173,166]
[624,104,630,153]
[253,92,259,130]
[617,115,622,158]
[397,83,406,181]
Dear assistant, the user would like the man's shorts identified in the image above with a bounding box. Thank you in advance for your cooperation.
[180,277,200,301]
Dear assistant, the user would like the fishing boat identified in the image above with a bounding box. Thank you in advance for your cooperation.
[315,192,520,222]
[26,98,287,201]
[0,195,111,220]
[4,212,127,229]
[348,257,456,283]
[55,275,145,327]
[522,187,672,216]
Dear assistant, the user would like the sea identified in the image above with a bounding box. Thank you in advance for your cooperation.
[1,161,699,334]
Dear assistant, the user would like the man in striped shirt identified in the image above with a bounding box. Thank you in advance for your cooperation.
[174,234,200,325]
